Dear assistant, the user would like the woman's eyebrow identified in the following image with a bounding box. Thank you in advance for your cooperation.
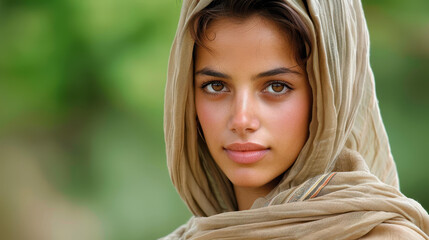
[255,67,301,79]
[194,66,300,79]
[195,68,231,79]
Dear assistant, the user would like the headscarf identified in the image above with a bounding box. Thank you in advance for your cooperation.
[163,0,429,239]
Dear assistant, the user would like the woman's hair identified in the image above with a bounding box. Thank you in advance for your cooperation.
[189,0,312,67]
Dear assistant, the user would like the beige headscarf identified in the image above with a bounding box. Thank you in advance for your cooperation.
[163,0,429,239]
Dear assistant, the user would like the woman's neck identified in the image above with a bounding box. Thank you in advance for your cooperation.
[233,176,281,211]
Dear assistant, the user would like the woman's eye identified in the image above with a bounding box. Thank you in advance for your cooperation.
[202,81,228,93]
[264,82,290,94]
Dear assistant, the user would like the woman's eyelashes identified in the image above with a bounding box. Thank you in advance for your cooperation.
[201,80,229,94]
[262,81,292,95]
[199,80,292,96]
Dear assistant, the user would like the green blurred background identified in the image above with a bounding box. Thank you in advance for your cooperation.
[0,0,427,239]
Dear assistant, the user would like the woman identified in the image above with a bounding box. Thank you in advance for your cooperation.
[163,0,429,239]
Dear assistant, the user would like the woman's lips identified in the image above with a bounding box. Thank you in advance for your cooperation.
[224,143,269,164]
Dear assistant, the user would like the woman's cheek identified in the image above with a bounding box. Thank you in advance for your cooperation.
[266,97,310,138]
[196,97,225,137]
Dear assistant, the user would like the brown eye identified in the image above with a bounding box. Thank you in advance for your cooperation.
[211,82,224,91]
[264,81,290,95]
[271,83,284,92]
[202,81,229,94]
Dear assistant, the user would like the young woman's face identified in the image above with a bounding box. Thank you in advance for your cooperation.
[194,15,312,191]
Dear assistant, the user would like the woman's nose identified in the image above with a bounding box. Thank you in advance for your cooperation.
[227,92,260,136]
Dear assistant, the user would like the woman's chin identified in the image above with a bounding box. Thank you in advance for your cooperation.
[228,173,276,190]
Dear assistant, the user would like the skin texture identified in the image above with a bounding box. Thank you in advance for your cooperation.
[194,15,312,210]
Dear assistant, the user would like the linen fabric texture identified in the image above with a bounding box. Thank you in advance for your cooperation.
[163,0,429,239]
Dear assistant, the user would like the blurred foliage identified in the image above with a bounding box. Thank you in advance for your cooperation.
[0,0,427,239]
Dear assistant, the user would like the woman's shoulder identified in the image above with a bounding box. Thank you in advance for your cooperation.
[360,223,426,240]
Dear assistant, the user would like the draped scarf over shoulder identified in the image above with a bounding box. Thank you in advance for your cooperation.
[163,0,429,239]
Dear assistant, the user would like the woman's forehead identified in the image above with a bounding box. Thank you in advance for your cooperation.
[194,15,298,73]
